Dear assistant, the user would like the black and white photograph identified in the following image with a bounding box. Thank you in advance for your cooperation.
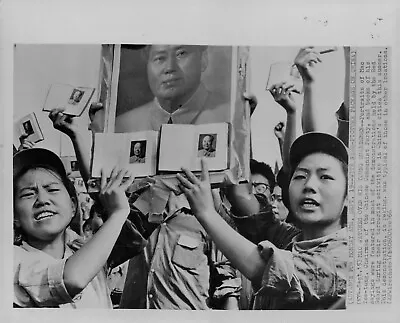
[197,133,217,158]
[104,44,250,184]
[113,45,232,133]
[14,112,45,148]
[68,88,85,105]
[22,120,34,136]
[11,43,372,311]
[157,122,228,172]
[42,83,96,117]
[129,140,146,164]
[70,160,79,171]
[91,131,158,178]
[3,3,397,323]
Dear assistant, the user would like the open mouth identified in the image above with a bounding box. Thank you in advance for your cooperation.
[34,211,56,221]
[299,198,320,209]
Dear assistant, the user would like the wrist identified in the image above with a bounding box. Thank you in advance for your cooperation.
[336,103,349,121]
[302,81,315,89]
[108,208,130,219]
[286,109,296,116]
[69,130,81,141]
[197,208,218,222]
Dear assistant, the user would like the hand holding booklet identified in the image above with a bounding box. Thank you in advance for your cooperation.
[14,112,44,144]
[42,83,95,116]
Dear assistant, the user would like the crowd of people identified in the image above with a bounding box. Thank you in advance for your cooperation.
[13,46,349,310]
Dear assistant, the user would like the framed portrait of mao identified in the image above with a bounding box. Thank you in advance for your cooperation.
[94,44,251,186]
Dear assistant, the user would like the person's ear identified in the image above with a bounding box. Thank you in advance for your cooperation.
[14,218,21,229]
[201,49,208,73]
[70,197,78,219]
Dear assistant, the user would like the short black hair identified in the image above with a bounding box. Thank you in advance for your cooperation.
[141,44,208,62]
[250,159,275,192]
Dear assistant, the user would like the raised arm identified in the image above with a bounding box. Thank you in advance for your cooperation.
[269,82,299,173]
[273,121,285,164]
[243,92,258,116]
[294,47,324,133]
[336,47,350,147]
[177,160,266,285]
[48,108,91,186]
[177,161,346,308]
[63,168,135,297]
[16,134,36,153]
[224,182,262,217]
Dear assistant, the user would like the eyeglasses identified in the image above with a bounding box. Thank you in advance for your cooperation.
[252,182,270,194]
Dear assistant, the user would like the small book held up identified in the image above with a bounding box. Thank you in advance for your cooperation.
[266,61,303,94]
[91,131,159,178]
[158,122,229,172]
[14,112,44,144]
[43,83,95,116]
[90,122,229,179]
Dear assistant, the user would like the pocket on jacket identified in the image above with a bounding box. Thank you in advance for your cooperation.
[172,235,204,270]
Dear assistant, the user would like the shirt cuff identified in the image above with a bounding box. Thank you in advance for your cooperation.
[213,278,242,300]
[48,259,74,304]
[255,240,303,302]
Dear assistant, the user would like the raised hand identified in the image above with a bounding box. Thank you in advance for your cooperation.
[48,108,79,138]
[99,167,135,217]
[243,92,258,116]
[294,46,322,84]
[176,159,215,220]
[88,102,105,133]
[274,121,286,141]
[17,134,35,151]
[269,82,298,114]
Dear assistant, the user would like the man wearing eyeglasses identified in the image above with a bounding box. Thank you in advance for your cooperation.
[249,159,275,202]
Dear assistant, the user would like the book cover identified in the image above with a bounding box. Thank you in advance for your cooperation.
[14,112,44,144]
[266,61,303,94]
[43,83,95,116]
[91,131,159,178]
[158,122,229,172]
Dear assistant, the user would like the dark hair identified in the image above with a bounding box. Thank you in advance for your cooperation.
[250,159,275,193]
[339,161,348,228]
[83,218,93,232]
[141,44,208,62]
[204,134,214,141]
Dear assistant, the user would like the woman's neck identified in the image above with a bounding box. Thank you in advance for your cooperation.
[26,231,66,259]
[300,221,342,241]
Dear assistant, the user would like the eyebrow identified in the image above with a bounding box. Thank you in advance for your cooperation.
[295,167,332,172]
[18,182,61,192]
